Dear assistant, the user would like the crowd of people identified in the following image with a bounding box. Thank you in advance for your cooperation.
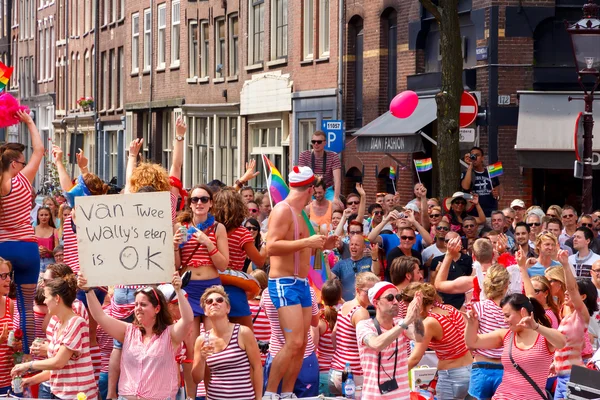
[0,120,598,400]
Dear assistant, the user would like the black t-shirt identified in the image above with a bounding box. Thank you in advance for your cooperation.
[430,253,473,309]
[385,247,423,282]
[460,169,499,217]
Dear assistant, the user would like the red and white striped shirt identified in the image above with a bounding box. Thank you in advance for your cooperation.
[249,301,270,365]
[317,318,334,372]
[227,227,254,271]
[96,320,113,374]
[493,332,553,399]
[356,318,410,400]
[470,299,507,359]
[261,287,318,358]
[555,310,586,375]
[0,173,35,243]
[546,309,559,329]
[46,300,89,341]
[0,297,14,388]
[330,304,363,375]
[119,324,180,400]
[63,214,79,274]
[179,226,218,268]
[47,316,98,400]
[427,304,469,361]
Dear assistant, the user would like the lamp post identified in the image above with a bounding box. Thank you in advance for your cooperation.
[567,0,600,214]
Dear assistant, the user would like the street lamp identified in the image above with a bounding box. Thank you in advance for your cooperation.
[567,0,600,214]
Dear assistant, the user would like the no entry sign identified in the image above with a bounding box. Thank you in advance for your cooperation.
[460,91,478,128]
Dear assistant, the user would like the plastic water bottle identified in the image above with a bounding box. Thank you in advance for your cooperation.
[344,373,356,399]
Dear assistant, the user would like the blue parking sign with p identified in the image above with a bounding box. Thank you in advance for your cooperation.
[322,120,345,154]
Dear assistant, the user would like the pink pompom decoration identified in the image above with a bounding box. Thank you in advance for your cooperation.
[390,90,419,119]
[0,93,29,128]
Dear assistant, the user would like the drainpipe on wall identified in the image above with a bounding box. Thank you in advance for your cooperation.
[94,0,100,173]
[149,0,154,160]
[337,0,344,121]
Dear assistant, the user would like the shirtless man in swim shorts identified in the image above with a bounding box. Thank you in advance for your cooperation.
[264,166,337,400]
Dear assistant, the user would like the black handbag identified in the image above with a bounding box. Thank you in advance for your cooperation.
[508,332,553,400]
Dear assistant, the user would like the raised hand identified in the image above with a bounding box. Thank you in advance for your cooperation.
[414,183,427,199]
[129,138,143,158]
[405,291,423,325]
[306,234,326,250]
[516,313,538,330]
[355,183,366,197]
[52,145,64,164]
[175,116,187,137]
[446,237,462,257]
[172,272,182,291]
[76,148,88,171]
[15,110,33,125]
[557,249,569,266]
[240,160,260,183]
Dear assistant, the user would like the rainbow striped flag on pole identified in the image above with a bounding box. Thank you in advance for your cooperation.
[389,167,396,180]
[487,162,504,178]
[414,158,433,172]
[0,62,13,92]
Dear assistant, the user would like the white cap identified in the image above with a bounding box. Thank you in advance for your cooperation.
[367,281,396,304]
[157,284,187,304]
[288,166,315,187]
[510,199,525,209]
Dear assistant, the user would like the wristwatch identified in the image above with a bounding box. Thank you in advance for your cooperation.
[398,319,409,330]
[176,135,184,141]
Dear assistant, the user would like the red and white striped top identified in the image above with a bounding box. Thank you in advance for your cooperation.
[0,173,35,243]
[96,317,113,374]
[33,307,46,341]
[261,287,318,358]
[90,345,101,382]
[0,297,14,388]
[46,300,89,340]
[169,192,177,223]
[356,317,410,400]
[179,226,218,268]
[119,324,180,400]
[227,227,254,271]
[330,304,363,375]
[493,332,553,400]
[427,304,469,361]
[546,309,559,329]
[206,324,255,400]
[47,316,98,400]
[317,318,334,372]
[555,310,586,375]
[470,299,508,359]
[248,301,270,365]
[63,214,79,274]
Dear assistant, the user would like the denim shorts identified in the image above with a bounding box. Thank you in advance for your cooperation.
[436,364,472,400]
[554,374,570,400]
[268,277,311,309]
[468,362,503,399]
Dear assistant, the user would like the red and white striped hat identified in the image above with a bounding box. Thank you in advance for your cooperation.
[289,165,315,187]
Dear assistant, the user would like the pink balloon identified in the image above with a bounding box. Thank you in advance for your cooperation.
[389,90,419,119]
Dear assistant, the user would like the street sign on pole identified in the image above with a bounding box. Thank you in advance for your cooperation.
[323,120,345,154]
[460,91,478,128]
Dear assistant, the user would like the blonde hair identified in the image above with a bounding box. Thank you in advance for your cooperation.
[473,238,494,263]
[129,162,171,193]
[545,266,566,289]
[355,272,380,290]
[547,205,563,217]
[535,232,558,253]
[200,285,230,308]
[429,206,442,214]
[483,265,510,299]
[402,282,439,307]
[531,275,560,322]
[250,269,268,292]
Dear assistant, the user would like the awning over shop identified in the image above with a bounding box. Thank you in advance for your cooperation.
[516,92,600,169]
[352,96,437,153]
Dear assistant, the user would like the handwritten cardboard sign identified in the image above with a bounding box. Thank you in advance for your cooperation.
[76,192,175,286]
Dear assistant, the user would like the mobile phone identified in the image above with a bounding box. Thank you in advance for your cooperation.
[463,194,473,200]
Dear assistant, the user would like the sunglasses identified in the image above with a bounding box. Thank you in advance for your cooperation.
[430,214,441,218]
[562,214,575,219]
[380,293,403,302]
[311,140,324,145]
[248,208,258,213]
[581,223,594,228]
[13,160,26,167]
[527,222,541,227]
[347,201,360,205]
[0,273,10,280]
[372,211,383,216]
[246,226,259,232]
[444,238,452,243]
[191,196,211,204]
[348,231,362,235]
[463,224,475,229]
[453,201,467,206]
[205,296,225,305]
[400,236,415,241]
[436,226,449,231]
[533,288,546,294]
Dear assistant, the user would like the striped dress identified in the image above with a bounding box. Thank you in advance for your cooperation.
[0,297,13,389]
[330,304,363,375]
[317,318,334,372]
[0,173,35,243]
[248,301,270,365]
[206,324,255,400]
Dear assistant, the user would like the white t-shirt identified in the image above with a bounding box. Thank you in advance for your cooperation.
[568,251,600,278]
[421,244,445,264]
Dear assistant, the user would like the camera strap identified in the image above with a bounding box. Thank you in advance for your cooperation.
[373,317,398,393]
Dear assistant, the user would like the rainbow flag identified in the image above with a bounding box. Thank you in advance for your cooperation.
[0,62,13,92]
[389,167,396,180]
[414,158,433,172]
[261,156,330,298]
[488,162,504,178]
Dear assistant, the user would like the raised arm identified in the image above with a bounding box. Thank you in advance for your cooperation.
[406,209,432,246]
[52,146,73,193]
[472,194,487,225]
[558,250,591,324]
[267,205,327,256]
[18,111,44,183]
[414,184,430,231]
[367,210,398,244]
[434,238,474,294]
[170,272,194,344]
[334,208,351,237]
[125,138,143,194]
[516,250,536,297]
[355,183,366,223]
[465,307,505,350]
[169,117,185,181]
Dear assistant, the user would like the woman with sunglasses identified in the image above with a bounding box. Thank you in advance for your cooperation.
[212,187,266,329]
[192,285,263,400]
[442,193,485,236]
[13,273,98,399]
[329,272,380,395]
[428,205,443,238]
[35,206,59,275]
[244,218,266,273]
[405,282,473,400]
[545,266,567,309]
[0,258,17,395]
[546,205,563,219]
[0,111,44,354]
[79,272,193,400]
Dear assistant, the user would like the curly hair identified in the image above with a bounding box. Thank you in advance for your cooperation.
[82,173,109,196]
[213,187,248,231]
[129,162,171,193]
[401,282,440,308]
[200,285,230,308]
[483,264,510,300]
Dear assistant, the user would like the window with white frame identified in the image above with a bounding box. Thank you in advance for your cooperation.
[200,20,209,78]
[38,27,44,80]
[118,46,123,108]
[108,130,118,180]
[101,51,107,110]
[141,112,150,160]
[248,0,264,64]
[218,118,227,182]
[108,49,113,109]
[46,26,51,79]
[303,0,313,60]
[119,0,124,20]
[188,21,198,78]
[298,119,316,154]
[215,18,225,78]
[111,49,117,108]
[131,13,139,73]
[230,119,238,182]
[83,50,88,96]
[228,14,238,76]
[157,3,166,68]
[249,123,284,189]
[272,0,287,60]
[83,0,88,32]
[143,9,151,71]
[111,0,117,23]
[92,0,96,28]
[162,111,173,168]
[318,0,329,57]
[102,0,108,26]
[171,0,180,65]
[196,117,210,185]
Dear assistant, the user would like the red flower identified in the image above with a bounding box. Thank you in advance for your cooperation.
[13,329,23,340]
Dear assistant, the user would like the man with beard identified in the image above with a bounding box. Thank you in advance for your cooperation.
[332,234,373,301]
[511,222,537,258]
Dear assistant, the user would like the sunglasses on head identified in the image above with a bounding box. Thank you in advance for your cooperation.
[248,208,258,213]
[311,140,324,145]
[246,226,259,232]
[380,293,402,302]
[400,235,415,241]
[430,213,441,218]
[527,222,541,227]
[135,286,159,303]
[205,296,225,305]
[436,225,449,231]
[191,196,211,204]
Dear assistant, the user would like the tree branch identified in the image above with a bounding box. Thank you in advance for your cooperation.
[419,0,442,22]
